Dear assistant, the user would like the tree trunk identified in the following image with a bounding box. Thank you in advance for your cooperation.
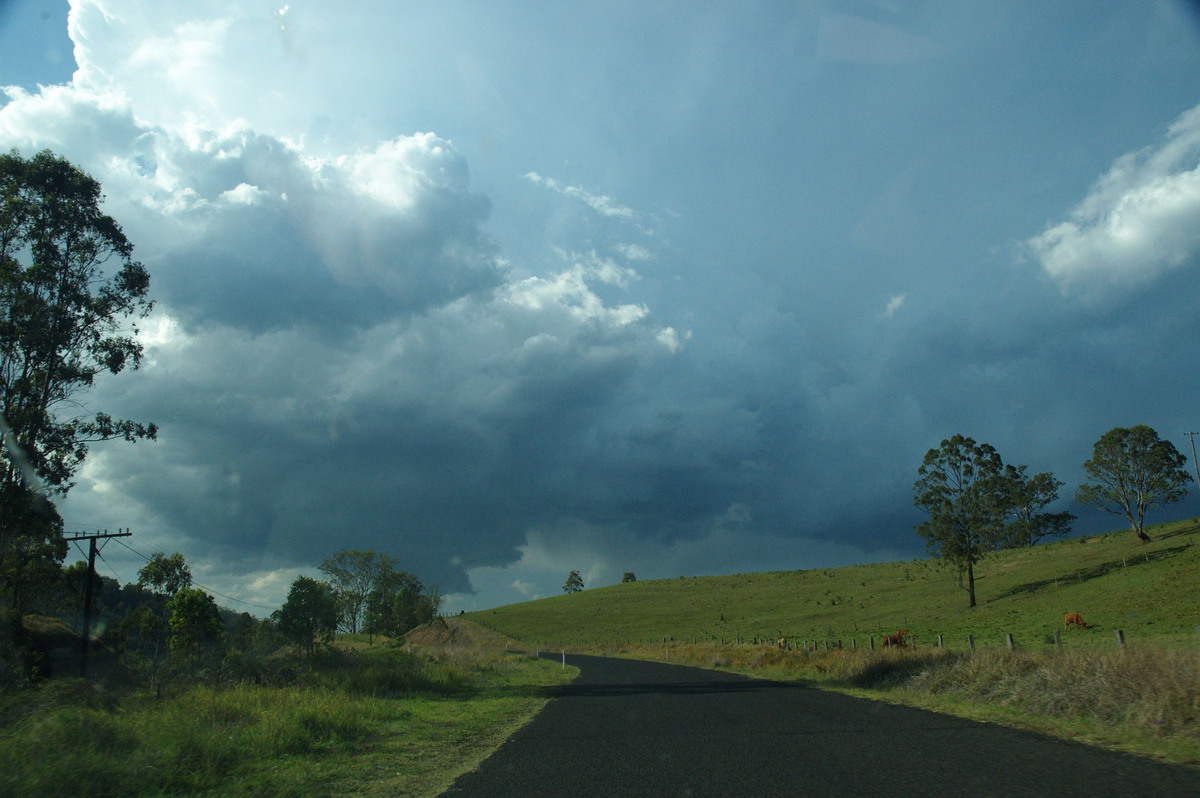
[966,558,976,607]
[1135,525,1152,544]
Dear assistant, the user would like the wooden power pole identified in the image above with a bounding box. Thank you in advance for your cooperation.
[64,529,132,676]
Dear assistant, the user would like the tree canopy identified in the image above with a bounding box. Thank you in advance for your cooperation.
[563,570,584,593]
[137,551,193,596]
[319,549,398,634]
[1076,425,1192,544]
[999,464,1075,548]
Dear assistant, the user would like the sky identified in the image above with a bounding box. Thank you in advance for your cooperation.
[1,0,1199,615]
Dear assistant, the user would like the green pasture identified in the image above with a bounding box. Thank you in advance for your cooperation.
[469,517,1200,652]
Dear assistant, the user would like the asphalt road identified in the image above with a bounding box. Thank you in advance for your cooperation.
[442,653,1199,797]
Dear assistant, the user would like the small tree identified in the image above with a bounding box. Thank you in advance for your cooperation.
[622,572,636,583]
[563,570,584,593]
[1076,425,1192,544]
[166,587,224,667]
[274,576,337,657]
[999,465,1075,547]
[913,435,1009,607]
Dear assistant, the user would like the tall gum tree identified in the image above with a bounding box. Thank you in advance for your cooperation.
[913,435,1008,608]
[1076,425,1192,544]
[0,149,156,609]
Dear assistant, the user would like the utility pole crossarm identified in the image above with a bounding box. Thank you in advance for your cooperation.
[65,529,133,676]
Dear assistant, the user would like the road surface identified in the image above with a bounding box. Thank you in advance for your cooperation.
[443,653,1199,797]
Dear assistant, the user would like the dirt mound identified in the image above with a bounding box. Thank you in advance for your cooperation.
[404,617,513,651]
[404,616,456,646]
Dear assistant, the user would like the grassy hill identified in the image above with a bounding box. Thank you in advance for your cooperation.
[468,516,1200,652]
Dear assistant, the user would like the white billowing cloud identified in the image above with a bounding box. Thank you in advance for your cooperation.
[0,84,502,328]
[883,294,906,318]
[1029,104,1200,291]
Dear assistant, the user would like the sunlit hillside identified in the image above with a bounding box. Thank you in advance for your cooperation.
[468,518,1200,653]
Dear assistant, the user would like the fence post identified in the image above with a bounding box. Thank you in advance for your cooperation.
[851,638,857,650]
[937,634,943,648]
[967,634,975,652]
[868,636,874,650]
[1054,629,1062,651]
[1114,629,1125,647]
[1005,633,1015,651]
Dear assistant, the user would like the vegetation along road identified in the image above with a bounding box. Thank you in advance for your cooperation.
[444,654,1200,797]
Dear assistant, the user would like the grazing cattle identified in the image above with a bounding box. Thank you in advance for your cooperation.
[1063,612,1088,630]
[776,637,788,650]
[881,629,909,647]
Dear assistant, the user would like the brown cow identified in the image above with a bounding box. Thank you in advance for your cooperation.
[1063,612,1088,630]
[881,629,909,647]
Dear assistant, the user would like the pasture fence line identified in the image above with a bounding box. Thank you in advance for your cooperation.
[622,625,1199,658]
[520,625,1197,657]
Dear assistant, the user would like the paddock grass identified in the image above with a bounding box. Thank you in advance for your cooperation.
[469,517,1200,653]
[0,623,576,797]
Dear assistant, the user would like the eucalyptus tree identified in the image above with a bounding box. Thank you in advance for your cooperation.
[1076,425,1192,544]
[1,150,155,606]
[999,465,1075,547]
[319,549,399,633]
[563,570,584,593]
[913,435,1009,607]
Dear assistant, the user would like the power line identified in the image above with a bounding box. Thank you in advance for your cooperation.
[112,537,278,612]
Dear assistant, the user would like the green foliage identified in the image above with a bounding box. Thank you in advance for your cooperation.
[136,552,192,596]
[999,464,1074,547]
[563,570,584,593]
[622,572,637,583]
[166,587,225,665]
[274,576,338,657]
[1077,425,1192,543]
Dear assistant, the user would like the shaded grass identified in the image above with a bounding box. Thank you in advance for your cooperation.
[0,625,576,797]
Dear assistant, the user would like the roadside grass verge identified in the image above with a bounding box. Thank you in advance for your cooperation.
[581,639,1200,767]
[0,627,576,797]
